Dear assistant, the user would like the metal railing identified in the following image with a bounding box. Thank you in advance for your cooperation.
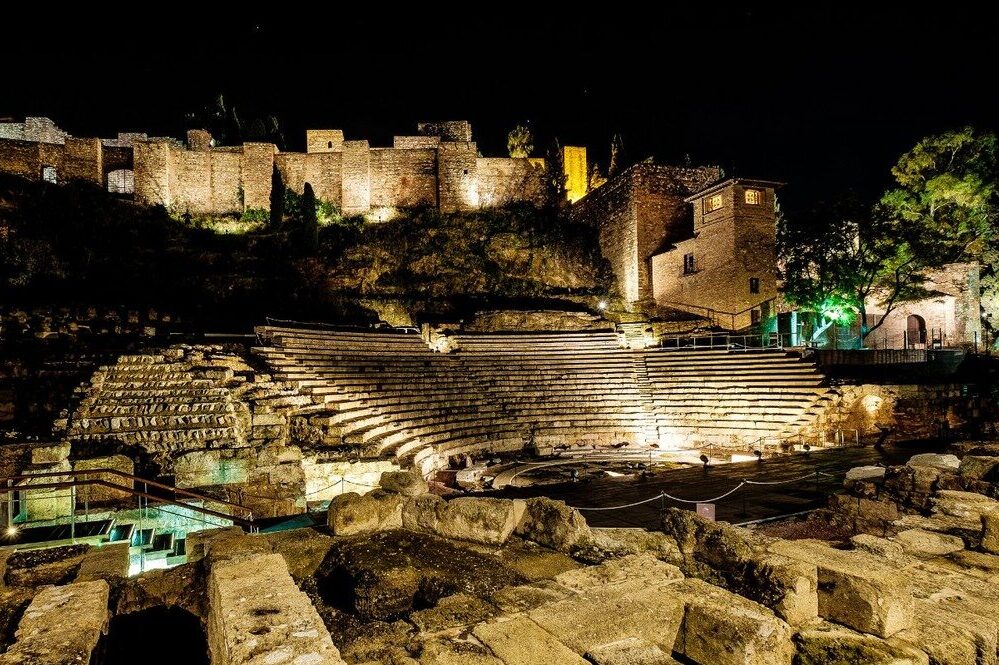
[659,331,800,351]
[0,468,255,530]
[656,298,778,331]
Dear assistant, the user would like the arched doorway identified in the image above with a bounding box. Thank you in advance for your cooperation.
[906,314,926,348]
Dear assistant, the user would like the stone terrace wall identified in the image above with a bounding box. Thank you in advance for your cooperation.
[369,147,438,210]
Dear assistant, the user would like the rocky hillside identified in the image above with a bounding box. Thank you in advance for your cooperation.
[0,175,613,329]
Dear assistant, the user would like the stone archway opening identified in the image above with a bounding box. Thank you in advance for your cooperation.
[906,314,926,348]
[97,606,209,665]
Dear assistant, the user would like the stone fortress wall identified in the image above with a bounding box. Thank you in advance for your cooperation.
[0,117,554,220]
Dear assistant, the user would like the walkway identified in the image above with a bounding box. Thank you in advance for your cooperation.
[490,442,944,529]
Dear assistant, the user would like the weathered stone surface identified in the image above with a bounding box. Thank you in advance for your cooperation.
[403,496,521,546]
[908,453,960,471]
[116,562,205,617]
[959,455,999,481]
[473,616,589,665]
[553,553,683,592]
[186,526,245,563]
[29,441,70,465]
[769,540,913,637]
[76,542,130,582]
[850,534,907,562]
[72,454,135,504]
[496,542,580,581]
[932,490,999,520]
[379,470,428,497]
[0,580,109,665]
[589,527,683,563]
[410,593,496,632]
[983,511,999,554]
[415,637,502,665]
[794,623,929,665]
[3,545,90,588]
[207,553,344,665]
[895,528,965,557]
[514,497,591,552]
[262,528,335,582]
[489,580,575,614]
[203,533,274,568]
[754,552,819,627]
[845,465,887,484]
[327,490,404,536]
[585,637,679,665]
[896,599,998,665]
[527,581,685,655]
[672,578,794,665]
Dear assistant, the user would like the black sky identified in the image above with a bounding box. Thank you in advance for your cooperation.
[4,5,996,211]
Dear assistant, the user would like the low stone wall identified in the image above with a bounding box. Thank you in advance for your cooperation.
[0,579,109,664]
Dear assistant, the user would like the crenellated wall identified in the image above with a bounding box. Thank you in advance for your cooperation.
[0,118,572,218]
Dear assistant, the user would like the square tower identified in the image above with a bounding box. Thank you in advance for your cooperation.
[651,179,781,329]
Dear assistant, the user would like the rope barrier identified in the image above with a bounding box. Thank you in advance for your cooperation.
[568,469,843,511]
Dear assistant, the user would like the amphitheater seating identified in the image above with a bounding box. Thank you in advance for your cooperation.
[67,354,245,452]
[254,327,833,475]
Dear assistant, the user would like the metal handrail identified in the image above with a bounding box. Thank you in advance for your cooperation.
[658,331,800,351]
[656,297,778,330]
[0,477,255,529]
[0,468,252,517]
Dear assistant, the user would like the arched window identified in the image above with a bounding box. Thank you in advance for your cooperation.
[327,141,333,149]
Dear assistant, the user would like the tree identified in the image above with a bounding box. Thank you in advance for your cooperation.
[300,183,319,254]
[507,125,534,158]
[269,165,285,228]
[608,133,625,176]
[780,127,998,344]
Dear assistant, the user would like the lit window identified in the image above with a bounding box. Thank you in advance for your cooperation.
[744,189,762,205]
[705,193,723,212]
[41,166,57,184]
[751,308,761,325]
[749,277,760,294]
[683,253,696,275]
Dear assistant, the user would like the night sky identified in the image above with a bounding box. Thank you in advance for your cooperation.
[4,6,996,211]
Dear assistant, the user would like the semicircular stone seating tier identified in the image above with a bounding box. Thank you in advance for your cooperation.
[63,346,301,463]
[252,327,833,476]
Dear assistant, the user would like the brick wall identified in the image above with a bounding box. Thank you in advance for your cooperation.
[240,143,275,212]
[341,140,371,215]
[306,129,344,153]
[369,148,438,209]
[133,139,172,207]
[63,137,103,185]
[476,158,545,207]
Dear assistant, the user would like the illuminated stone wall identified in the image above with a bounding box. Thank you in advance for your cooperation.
[0,119,556,216]
[563,145,588,203]
[573,163,720,306]
[864,262,983,350]
[652,180,778,328]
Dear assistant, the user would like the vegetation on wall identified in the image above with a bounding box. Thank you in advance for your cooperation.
[0,175,611,329]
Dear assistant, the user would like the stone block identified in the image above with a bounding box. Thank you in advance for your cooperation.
[982,512,999,554]
[186,526,246,563]
[769,540,913,637]
[959,455,999,481]
[73,454,135,504]
[30,441,70,465]
[908,453,960,471]
[896,599,997,665]
[553,553,683,592]
[894,528,965,557]
[207,553,344,665]
[753,552,818,627]
[0,580,110,665]
[931,490,999,525]
[845,465,886,484]
[76,542,130,582]
[589,527,683,563]
[379,470,428,497]
[514,497,591,552]
[403,496,520,546]
[489,580,575,614]
[585,637,679,665]
[409,593,496,632]
[794,623,929,665]
[850,534,907,562]
[473,616,589,665]
[527,581,685,655]
[327,491,404,536]
[672,578,794,665]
